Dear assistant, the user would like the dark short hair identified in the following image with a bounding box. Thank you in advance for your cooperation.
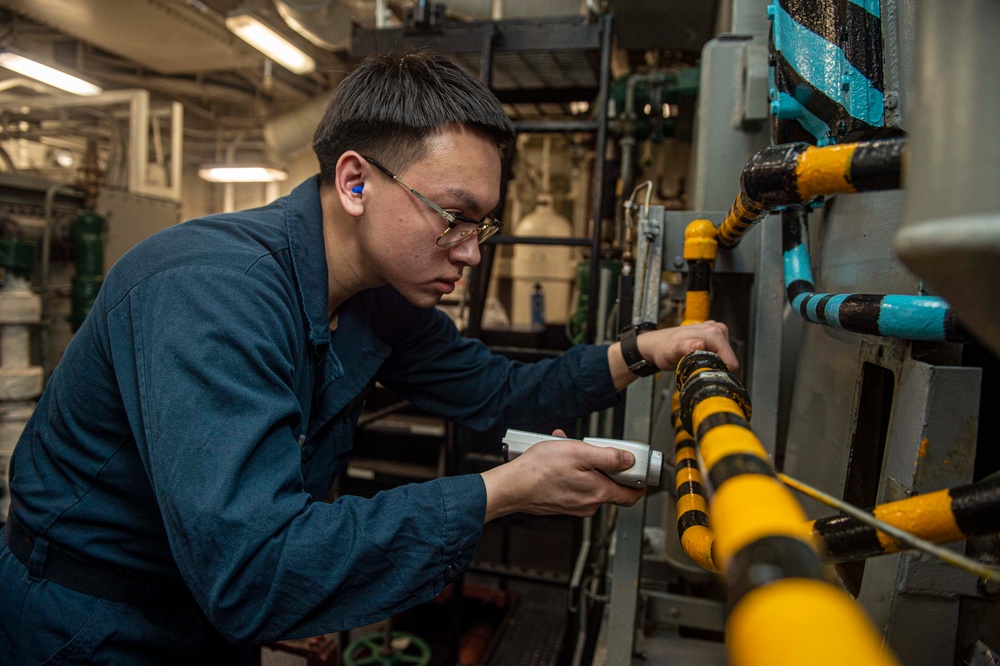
[312,51,515,184]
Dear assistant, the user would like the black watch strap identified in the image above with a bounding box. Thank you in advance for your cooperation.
[618,322,659,377]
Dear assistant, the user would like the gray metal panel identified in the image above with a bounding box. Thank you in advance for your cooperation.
[689,34,771,211]
[896,0,1000,356]
[811,191,922,296]
[782,189,920,507]
[746,213,784,457]
[856,360,980,666]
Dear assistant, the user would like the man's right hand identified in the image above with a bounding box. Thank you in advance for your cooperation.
[480,429,645,522]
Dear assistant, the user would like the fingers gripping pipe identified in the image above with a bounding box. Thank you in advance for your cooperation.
[676,350,897,666]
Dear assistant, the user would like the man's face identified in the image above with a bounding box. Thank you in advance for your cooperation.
[361,125,502,308]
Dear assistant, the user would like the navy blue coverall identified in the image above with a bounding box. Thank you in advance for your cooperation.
[0,176,618,664]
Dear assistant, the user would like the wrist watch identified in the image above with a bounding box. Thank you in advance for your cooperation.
[618,322,659,377]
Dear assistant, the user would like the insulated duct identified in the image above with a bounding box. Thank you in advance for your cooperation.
[263,92,335,160]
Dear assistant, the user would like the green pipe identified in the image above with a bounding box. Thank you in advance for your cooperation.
[71,210,105,331]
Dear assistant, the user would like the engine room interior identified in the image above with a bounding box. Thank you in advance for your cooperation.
[0,0,997,664]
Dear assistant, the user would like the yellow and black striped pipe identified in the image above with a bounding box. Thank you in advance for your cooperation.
[676,350,896,665]
[673,219,720,571]
[673,391,718,572]
[680,219,716,325]
[812,476,1000,563]
[717,136,905,249]
[675,457,999,568]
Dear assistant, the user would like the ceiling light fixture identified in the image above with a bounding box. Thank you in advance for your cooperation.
[198,165,289,183]
[225,12,316,75]
[0,49,103,96]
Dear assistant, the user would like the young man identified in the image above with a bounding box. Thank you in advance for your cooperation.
[0,52,736,663]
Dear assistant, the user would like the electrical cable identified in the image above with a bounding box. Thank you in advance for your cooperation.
[778,472,1000,584]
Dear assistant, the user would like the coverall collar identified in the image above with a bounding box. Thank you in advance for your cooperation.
[285,175,332,350]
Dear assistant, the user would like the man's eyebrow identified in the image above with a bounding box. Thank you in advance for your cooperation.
[442,186,494,214]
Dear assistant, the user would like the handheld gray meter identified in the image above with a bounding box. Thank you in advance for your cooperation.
[501,429,664,489]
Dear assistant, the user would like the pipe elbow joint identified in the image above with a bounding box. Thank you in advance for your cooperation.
[740,143,810,209]
[683,218,719,261]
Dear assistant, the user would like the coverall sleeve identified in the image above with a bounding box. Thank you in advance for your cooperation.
[106,265,484,642]
[373,290,620,431]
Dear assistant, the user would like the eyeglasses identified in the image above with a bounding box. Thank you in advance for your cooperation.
[363,156,502,248]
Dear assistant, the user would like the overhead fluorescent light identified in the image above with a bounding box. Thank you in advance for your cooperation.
[0,50,103,96]
[198,165,289,183]
[225,13,316,75]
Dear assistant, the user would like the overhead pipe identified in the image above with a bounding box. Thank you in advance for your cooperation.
[782,208,969,342]
[676,350,897,665]
[717,137,905,249]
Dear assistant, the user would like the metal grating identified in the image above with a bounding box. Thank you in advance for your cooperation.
[352,16,604,117]
[485,583,568,666]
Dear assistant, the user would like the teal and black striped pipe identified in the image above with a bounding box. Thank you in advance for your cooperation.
[813,476,1000,563]
[781,208,968,342]
[718,137,904,249]
[769,0,885,145]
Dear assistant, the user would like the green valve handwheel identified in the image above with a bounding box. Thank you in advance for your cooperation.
[343,630,432,666]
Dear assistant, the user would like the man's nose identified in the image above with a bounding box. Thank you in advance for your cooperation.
[450,237,481,266]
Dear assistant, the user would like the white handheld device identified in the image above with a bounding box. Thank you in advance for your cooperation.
[501,429,663,489]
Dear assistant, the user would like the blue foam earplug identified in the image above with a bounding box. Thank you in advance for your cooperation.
[351,184,364,194]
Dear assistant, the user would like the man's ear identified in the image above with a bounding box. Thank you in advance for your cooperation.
[334,151,366,217]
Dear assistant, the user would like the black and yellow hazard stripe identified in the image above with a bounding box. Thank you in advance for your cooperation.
[680,219,717,325]
[812,476,1000,562]
[717,137,904,249]
[672,219,719,571]
[672,218,721,570]
[676,350,897,665]
[673,391,717,572]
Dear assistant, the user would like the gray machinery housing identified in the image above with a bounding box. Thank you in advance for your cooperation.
[599,0,1000,664]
